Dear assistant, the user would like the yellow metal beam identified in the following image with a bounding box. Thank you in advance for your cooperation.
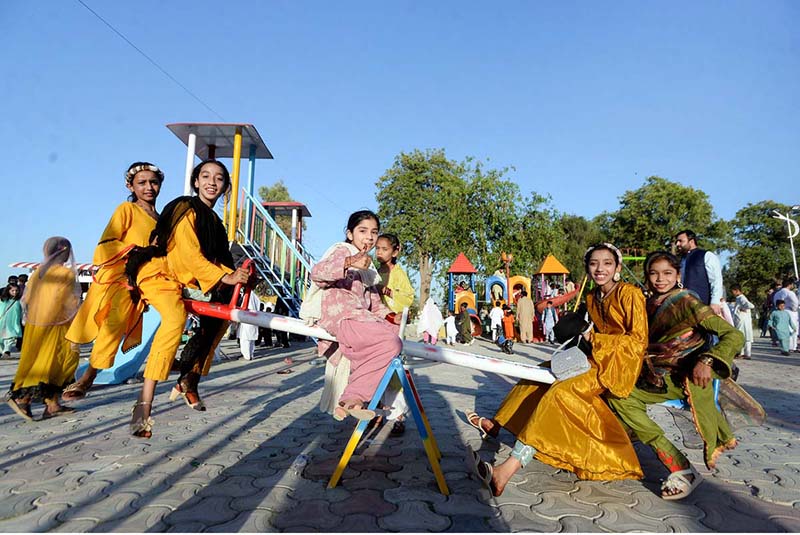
[227,127,243,241]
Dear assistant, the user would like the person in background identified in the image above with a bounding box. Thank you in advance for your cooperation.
[772,278,799,353]
[257,302,274,347]
[516,290,535,344]
[444,310,457,346]
[238,291,262,361]
[6,237,81,421]
[501,305,516,343]
[674,229,724,315]
[769,300,796,356]
[541,300,559,344]
[488,301,504,342]
[418,297,443,345]
[0,284,23,359]
[730,284,754,360]
[457,302,474,345]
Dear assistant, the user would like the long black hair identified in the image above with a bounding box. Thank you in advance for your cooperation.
[345,210,380,242]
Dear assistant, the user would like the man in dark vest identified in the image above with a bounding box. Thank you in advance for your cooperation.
[675,229,724,315]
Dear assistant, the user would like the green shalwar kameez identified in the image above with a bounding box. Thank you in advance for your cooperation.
[608,289,745,470]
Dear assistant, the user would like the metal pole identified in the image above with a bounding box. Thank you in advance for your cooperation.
[183,132,197,195]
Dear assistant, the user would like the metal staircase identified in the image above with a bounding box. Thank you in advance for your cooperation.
[234,189,314,317]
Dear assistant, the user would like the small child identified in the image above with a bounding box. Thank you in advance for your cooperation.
[502,305,516,341]
[488,301,504,341]
[542,300,558,344]
[769,299,796,356]
[444,310,457,345]
[375,233,414,316]
[0,284,23,358]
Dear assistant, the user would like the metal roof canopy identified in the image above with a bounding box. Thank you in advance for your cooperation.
[262,201,312,218]
[166,123,274,159]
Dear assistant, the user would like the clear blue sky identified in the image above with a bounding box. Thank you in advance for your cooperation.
[1,1,798,283]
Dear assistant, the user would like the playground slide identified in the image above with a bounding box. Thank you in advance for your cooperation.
[535,287,580,313]
[75,309,161,385]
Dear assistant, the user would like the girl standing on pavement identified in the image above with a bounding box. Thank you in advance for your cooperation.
[63,162,163,400]
[0,284,23,358]
[301,210,402,421]
[6,237,81,421]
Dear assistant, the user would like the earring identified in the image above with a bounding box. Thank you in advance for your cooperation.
[677,281,684,289]
[612,272,621,282]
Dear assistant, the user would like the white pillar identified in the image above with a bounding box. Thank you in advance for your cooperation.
[183,133,197,195]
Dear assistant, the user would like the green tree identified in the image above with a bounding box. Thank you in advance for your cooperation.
[376,149,563,305]
[558,214,604,278]
[599,176,731,252]
[726,201,796,309]
[376,149,466,304]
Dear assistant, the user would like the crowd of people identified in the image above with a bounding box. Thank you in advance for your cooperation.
[0,161,773,502]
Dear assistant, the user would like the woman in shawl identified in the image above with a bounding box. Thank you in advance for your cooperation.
[5,237,81,421]
[607,251,746,500]
[0,284,23,358]
[125,159,249,438]
[63,161,163,400]
[466,243,648,496]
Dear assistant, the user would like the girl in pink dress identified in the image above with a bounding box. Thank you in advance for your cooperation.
[306,210,402,420]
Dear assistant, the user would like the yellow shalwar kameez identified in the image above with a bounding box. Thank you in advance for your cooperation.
[494,282,647,480]
[378,264,415,314]
[10,266,80,400]
[66,202,156,367]
[136,210,232,381]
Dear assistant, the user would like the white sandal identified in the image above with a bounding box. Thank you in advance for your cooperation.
[466,410,490,439]
[661,466,701,500]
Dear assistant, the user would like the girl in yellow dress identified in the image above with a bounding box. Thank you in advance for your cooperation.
[374,232,415,435]
[467,243,648,495]
[63,162,163,400]
[6,237,81,421]
[125,159,249,438]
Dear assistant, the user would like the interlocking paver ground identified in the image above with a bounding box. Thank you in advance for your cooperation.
[1,337,798,531]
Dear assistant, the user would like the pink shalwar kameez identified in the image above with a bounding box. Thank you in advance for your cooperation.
[312,245,402,403]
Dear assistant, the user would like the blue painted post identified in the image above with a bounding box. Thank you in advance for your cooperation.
[245,144,257,241]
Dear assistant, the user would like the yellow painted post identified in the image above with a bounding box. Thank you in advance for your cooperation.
[227,127,243,241]
[573,275,588,312]
[328,420,368,489]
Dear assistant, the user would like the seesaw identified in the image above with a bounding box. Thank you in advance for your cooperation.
[182,261,556,494]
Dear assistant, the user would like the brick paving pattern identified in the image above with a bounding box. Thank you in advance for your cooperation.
[0,336,798,532]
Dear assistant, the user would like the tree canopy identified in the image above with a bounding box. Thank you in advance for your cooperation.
[376,148,563,305]
[726,200,797,307]
[598,176,731,252]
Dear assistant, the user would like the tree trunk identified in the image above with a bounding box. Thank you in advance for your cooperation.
[419,253,433,306]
